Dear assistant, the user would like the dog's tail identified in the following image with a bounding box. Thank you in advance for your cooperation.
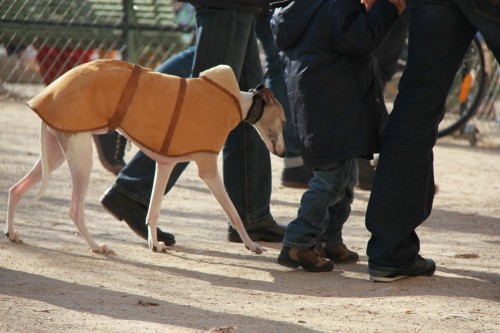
[27,122,50,205]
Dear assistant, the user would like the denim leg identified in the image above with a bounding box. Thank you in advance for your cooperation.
[452,0,500,60]
[321,159,358,246]
[154,44,195,78]
[284,159,357,248]
[192,8,273,224]
[114,151,188,206]
[113,45,198,205]
[366,0,478,268]
[255,13,302,165]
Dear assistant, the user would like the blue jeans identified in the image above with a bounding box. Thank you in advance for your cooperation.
[114,8,274,224]
[365,0,500,269]
[255,13,302,167]
[283,159,358,248]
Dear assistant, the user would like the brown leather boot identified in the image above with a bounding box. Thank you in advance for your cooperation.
[318,243,359,263]
[278,246,334,272]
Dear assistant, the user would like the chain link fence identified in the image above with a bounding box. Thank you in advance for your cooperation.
[1,0,194,93]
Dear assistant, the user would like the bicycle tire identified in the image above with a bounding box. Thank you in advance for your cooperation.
[437,35,488,137]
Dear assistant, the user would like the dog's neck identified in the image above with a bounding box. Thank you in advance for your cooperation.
[239,91,265,124]
[239,91,253,120]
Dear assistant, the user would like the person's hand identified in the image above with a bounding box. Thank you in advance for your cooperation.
[361,0,376,11]
[387,0,406,14]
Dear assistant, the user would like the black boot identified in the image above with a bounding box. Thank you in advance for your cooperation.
[93,131,127,175]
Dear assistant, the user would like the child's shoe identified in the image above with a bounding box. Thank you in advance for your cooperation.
[318,243,359,263]
[278,246,334,272]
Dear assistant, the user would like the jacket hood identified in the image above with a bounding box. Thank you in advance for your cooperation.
[271,0,325,49]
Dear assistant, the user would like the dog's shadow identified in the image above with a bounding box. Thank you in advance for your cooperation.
[0,263,319,333]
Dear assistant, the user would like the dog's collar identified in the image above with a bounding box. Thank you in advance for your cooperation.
[244,95,265,124]
[244,83,266,124]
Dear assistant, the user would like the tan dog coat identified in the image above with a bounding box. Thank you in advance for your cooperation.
[28,59,242,156]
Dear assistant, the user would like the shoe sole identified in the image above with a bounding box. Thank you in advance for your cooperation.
[277,256,334,273]
[370,265,436,282]
[228,232,283,243]
[331,258,359,264]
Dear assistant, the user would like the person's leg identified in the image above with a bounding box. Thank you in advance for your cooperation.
[278,160,357,271]
[155,44,196,78]
[190,8,285,242]
[366,0,477,280]
[318,158,359,263]
[101,45,197,244]
[254,13,312,189]
[357,11,410,190]
[452,0,500,61]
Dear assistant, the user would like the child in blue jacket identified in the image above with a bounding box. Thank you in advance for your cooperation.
[271,0,403,271]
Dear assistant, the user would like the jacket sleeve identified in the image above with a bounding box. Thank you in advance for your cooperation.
[328,0,400,55]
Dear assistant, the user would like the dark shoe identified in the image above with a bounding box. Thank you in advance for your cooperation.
[369,256,436,282]
[318,243,359,263]
[100,188,176,246]
[227,218,285,243]
[281,166,313,189]
[356,158,375,191]
[93,131,127,175]
[278,246,334,272]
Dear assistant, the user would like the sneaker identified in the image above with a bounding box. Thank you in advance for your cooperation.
[93,131,127,175]
[100,187,176,246]
[227,218,285,243]
[318,243,359,263]
[369,256,436,282]
[281,166,313,189]
[278,246,334,272]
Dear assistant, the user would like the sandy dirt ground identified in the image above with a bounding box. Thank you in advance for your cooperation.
[0,96,499,333]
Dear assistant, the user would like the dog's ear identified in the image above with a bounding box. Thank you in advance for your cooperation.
[250,84,275,105]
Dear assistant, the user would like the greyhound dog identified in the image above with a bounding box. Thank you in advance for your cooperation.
[5,60,286,255]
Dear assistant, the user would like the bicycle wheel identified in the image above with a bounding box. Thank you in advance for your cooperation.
[437,35,488,137]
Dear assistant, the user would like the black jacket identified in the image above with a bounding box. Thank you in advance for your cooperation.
[180,0,269,12]
[271,0,399,167]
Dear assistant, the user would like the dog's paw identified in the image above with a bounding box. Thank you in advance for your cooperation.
[151,242,167,253]
[91,244,115,254]
[5,231,22,243]
[246,242,265,255]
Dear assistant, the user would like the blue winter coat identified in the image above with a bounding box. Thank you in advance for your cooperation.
[271,0,399,167]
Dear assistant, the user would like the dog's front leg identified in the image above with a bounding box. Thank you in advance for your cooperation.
[147,162,175,252]
[194,153,263,254]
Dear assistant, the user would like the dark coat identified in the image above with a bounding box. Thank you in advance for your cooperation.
[271,0,399,167]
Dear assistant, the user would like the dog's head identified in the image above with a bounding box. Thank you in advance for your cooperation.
[244,84,286,157]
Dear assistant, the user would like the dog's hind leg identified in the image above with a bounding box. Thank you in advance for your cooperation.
[62,132,113,254]
[193,153,263,254]
[146,162,175,252]
[5,125,66,243]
